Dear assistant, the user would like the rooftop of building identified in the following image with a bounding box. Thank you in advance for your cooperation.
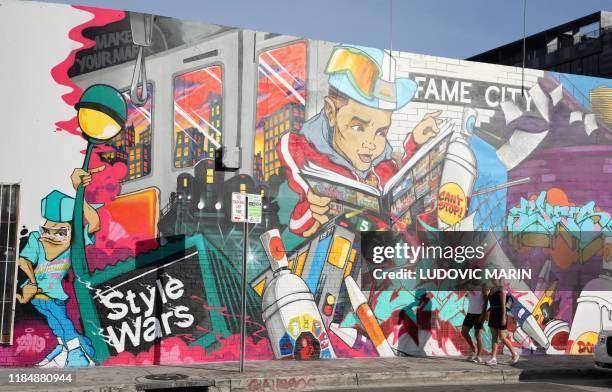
[467,10,611,62]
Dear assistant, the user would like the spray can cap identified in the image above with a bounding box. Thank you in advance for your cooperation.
[461,107,478,135]
[260,229,288,271]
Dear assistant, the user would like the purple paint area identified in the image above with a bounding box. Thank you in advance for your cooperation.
[507,145,612,213]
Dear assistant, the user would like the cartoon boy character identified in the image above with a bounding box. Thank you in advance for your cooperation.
[17,166,104,368]
[278,44,443,236]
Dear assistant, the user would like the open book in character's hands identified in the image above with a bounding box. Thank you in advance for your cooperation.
[301,121,455,220]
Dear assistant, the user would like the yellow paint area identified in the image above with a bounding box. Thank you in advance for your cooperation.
[328,236,351,269]
[78,108,122,140]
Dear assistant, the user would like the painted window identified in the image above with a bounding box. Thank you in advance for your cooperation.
[98,83,153,183]
[173,65,223,169]
[0,183,19,344]
[253,41,307,182]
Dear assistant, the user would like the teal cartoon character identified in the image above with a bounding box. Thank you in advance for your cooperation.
[16,84,127,367]
[17,168,105,367]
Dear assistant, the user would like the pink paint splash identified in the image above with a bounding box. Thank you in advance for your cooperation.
[50,5,125,136]
[191,295,269,341]
[328,330,376,358]
[103,334,274,366]
[84,146,126,204]
[84,149,127,269]
[0,319,55,366]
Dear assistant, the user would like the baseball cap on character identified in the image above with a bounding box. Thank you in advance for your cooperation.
[325,44,417,111]
[41,190,103,222]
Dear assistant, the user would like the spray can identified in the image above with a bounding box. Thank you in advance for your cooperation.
[506,293,549,349]
[533,280,557,325]
[344,275,395,357]
[513,327,537,350]
[260,229,335,360]
[543,319,570,354]
[437,108,478,229]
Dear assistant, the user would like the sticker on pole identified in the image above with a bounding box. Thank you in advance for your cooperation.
[246,194,262,223]
[232,192,262,223]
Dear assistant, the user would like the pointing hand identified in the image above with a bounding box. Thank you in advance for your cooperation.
[71,165,105,190]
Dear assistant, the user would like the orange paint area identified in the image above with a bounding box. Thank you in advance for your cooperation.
[356,304,385,347]
[105,187,160,239]
[269,236,286,261]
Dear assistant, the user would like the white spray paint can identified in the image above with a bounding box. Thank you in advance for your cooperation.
[437,108,478,229]
[260,229,335,359]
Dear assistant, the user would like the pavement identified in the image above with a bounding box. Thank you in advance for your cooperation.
[0,355,609,392]
[323,379,612,392]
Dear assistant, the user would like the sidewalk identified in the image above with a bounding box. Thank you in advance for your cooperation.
[0,355,607,392]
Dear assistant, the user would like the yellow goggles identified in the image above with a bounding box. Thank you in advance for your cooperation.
[325,47,381,99]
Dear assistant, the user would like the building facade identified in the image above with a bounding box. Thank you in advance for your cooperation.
[468,11,612,78]
[0,0,611,368]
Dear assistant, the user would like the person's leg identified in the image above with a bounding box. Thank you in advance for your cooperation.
[31,298,69,367]
[47,299,94,367]
[461,325,476,355]
[46,300,79,342]
[498,330,514,353]
[32,298,65,340]
[498,330,519,363]
[475,328,483,357]
[47,299,93,354]
[487,328,499,366]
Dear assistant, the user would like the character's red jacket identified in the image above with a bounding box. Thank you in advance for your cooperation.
[277,115,419,236]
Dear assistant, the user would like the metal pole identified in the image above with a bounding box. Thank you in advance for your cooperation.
[0,184,6,341]
[239,196,248,372]
[387,0,394,236]
[389,0,393,75]
[389,0,393,50]
[522,0,527,96]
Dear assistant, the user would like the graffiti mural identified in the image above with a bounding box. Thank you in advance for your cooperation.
[1,0,612,368]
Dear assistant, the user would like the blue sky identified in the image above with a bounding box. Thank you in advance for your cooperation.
[40,0,610,59]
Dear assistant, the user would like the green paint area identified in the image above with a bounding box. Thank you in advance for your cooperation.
[78,233,263,362]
